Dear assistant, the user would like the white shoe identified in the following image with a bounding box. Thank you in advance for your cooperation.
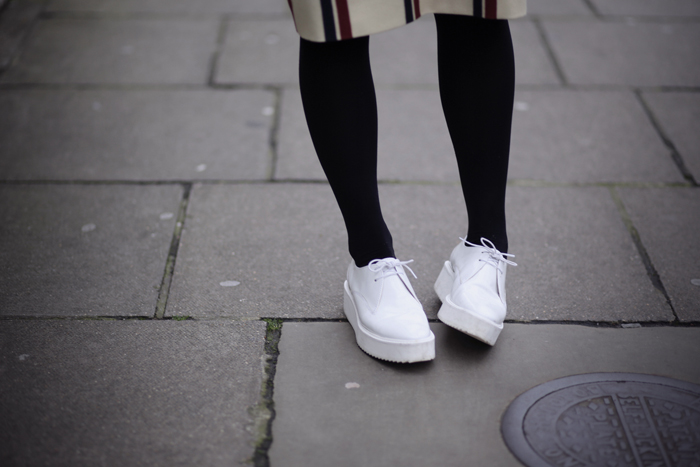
[344,258,435,363]
[434,238,516,346]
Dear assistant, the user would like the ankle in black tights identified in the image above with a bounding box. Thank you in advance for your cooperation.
[299,15,515,266]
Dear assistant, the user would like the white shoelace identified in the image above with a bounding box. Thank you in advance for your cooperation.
[368,258,417,281]
[461,237,517,273]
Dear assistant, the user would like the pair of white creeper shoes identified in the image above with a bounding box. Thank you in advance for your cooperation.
[343,237,516,363]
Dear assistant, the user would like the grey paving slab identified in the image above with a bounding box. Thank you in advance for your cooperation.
[0,319,266,466]
[0,184,181,316]
[642,91,700,182]
[590,0,700,17]
[270,322,700,467]
[214,19,298,85]
[1,17,217,84]
[370,16,559,86]
[215,16,557,86]
[167,183,348,319]
[276,88,458,182]
[0,0,43,71]
[506,186,671,322]
[544,19,700,86]
[619,187,700,322]
[279,90,680,185]
[526,0,592,16]
[0,89,274,181]
[47,0,290,15]
[509,90,684,183]
[169,183,670,322]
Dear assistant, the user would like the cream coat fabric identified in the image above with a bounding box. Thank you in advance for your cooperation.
[288,0,526,42]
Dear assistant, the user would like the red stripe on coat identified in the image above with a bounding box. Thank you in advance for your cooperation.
[335,0,353,40]
[413,0,421,18]
[485,0,497,19]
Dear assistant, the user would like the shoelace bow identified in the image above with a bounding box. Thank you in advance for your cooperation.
[368,258,417,281]
[461,237,517,273]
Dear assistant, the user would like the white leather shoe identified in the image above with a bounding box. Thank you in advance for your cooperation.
[434,238,516,346]
[344,258,435,363]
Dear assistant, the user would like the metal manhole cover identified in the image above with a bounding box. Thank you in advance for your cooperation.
[501,373,700,467]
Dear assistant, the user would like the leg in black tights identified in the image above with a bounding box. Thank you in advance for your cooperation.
[299,15,515,266]
[299,36,394,267]
[436,14,514,253]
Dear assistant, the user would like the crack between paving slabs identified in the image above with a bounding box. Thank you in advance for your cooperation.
[267,87,283,181]
[206,16,228,88]
[531,17,569,87]
[250,318,282,467]
[608,186,679,322]
[634,89,699,187]
[154,183,192,319]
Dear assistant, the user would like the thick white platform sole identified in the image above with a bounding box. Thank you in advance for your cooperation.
[434,261,503,346]
[343,281,435,363]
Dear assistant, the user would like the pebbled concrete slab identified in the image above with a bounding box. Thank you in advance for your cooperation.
[526,0,593,16]
[0,89,274,181]
[642,92,700,182]
[168,183,670,323]
[507,186,671,322]
[0,0,43,71]
[589,0,700,17]
[214,16,558,87]
[270,322,700,467]
[279,89,681,185]
[371,16,560,86]
[509,90,683,183]
[619,187,700,322]
[276,88,457,182]
[544,20,700,86]
[0,319,266,466]
[167,183,348,319]
[215,19,298,85]
[0,184,181,317]
[1,17,218,84]
[47,0,291,15]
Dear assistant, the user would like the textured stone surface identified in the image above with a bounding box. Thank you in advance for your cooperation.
[619,187,700,322]
[0,319,266,466]
[215,19,298,85]
[275,88,457,182]
[589,0,700,16]
[1,17,218,84]
[214,16,558,86]
[642,92,700,182]
[0,184,181,316]
[0,0,43,70]
[506,186,672,322]
[168,183,671,322]
[0,89,274,181]
[279,89,683,185]
[167,183,348,319]
[47,0,290,14]
[509,90,683,183]
[371,16,559,86]
[544,20,700,86]
[526,0,593,16]
[270,322,700,467]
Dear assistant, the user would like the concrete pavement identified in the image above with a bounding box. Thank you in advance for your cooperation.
[1,0,699,465]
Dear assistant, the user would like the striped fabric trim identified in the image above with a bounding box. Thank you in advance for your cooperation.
[319,0,353,41]
[336,0,353,40]
[474,0,498,19]
[320,0,422,41]
[320,0,336,41]
[291,0,526,43]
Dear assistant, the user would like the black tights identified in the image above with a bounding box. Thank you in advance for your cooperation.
[299,14,514,267]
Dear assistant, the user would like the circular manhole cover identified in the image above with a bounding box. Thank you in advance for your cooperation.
[502,373,700,467]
